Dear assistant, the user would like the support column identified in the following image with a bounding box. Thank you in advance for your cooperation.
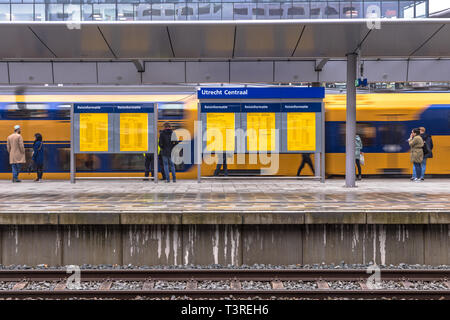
[345,53,357,188]
[197,103,202,183]
[153,103,158,184]
[70,104,75,184]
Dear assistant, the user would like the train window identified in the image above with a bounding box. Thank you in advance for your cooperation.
[6,103,49,119]
[379,123,407,145]
[76,154,101,171]
[56,104,71,119]
[158,103,184,119]
[338,123,376,147]
[110,154,145,171]
[57,148,70,171]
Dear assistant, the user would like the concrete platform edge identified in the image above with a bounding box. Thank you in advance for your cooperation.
[0,211,448,225]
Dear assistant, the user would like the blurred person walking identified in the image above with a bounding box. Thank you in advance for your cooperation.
[408,128,424,182]
[296,153,315,176]
[214,153,229,176]
[7,125,26,182]
[32,133,44,182]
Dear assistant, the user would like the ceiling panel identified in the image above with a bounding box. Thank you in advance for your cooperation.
[361,22,444,57]
[0,25,54,58]
[234,24,303,58]
[168,24,234,58]
[294,23,367,58]
[30,25,113,59]
[412,23,450,57]
[99,25,173,59]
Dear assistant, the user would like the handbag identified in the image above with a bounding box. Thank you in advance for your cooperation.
[360,153,365,166]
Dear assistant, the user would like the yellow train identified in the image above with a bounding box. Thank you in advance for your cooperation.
[0,91,449,180]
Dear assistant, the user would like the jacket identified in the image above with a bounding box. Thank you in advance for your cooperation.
[7,132,26,164]
[159,129,178,157]
[355,135,363,160]
[32,140,44,166]
[420,133,433,159]
[409,135,424,164]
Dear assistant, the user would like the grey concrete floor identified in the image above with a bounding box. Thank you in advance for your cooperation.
[0,179,448,212]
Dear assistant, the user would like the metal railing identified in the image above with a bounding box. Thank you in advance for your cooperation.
[0,1,428,22]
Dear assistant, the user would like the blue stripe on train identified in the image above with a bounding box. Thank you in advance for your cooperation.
[326,105,450,153]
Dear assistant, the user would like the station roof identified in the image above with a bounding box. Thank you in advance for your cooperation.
[1,19,450,60]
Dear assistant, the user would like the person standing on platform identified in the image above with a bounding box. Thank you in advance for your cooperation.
[159,123,178,183]
[7,125,26,183]
[32,133,44,182]
[214,153,228,176]
[355,135,363,181]
[412,127,433,181]
[296,153,314,176]
[408,128,424,182]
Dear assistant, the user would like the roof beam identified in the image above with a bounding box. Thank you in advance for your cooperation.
[315,58,329,71]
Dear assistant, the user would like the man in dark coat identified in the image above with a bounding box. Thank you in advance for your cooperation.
[413,126,433,181]
[159,123,178,183]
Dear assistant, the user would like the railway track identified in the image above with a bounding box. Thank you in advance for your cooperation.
[0,269,448,300]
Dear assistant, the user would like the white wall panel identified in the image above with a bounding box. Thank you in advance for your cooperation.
[9,62,53,84]
[318,60,346,82]
[0,63,9,84]
[98,62,141,85]
[143,62,185,83]
[363,60,408,82]
[230,61,273,83]
[274,61,317,82]
[53,62,97,84]
[186,62,229,83]
[408,60,450,81]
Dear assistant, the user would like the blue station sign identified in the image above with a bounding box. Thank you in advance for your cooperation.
[197,87,325,99]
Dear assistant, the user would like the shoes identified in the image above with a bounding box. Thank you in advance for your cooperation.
[414,178,421,182]
[13,179,21,183]
[143,178,149,181]
[165,180,170,183]
[410,177,415,181]
[173,180,176,183]
[357,175,362,181]
[420,178,424,181]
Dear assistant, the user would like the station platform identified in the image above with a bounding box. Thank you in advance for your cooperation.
[0,178,448,225]
[0,178,448,266]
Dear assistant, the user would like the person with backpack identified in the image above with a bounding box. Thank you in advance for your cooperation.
[411,127,433,181]
[408,128,424,182]
[159,123,178,183]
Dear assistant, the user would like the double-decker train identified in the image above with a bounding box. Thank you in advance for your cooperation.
[0,90,449,179]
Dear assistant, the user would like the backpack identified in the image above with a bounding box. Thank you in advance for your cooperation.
[422,140,429,156]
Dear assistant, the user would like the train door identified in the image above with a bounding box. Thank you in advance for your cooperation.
[378,116,406,174]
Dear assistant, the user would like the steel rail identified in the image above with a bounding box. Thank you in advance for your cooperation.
[0,289,448,300]
[0,269,448,282]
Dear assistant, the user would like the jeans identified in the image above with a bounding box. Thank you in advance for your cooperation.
[214,154,228,176]
[11,164,21,180]
[412,158,427,179]
[413,163,422,180]
[355,159,362,177]
[162,155,176,182]
[36,164,43,180]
